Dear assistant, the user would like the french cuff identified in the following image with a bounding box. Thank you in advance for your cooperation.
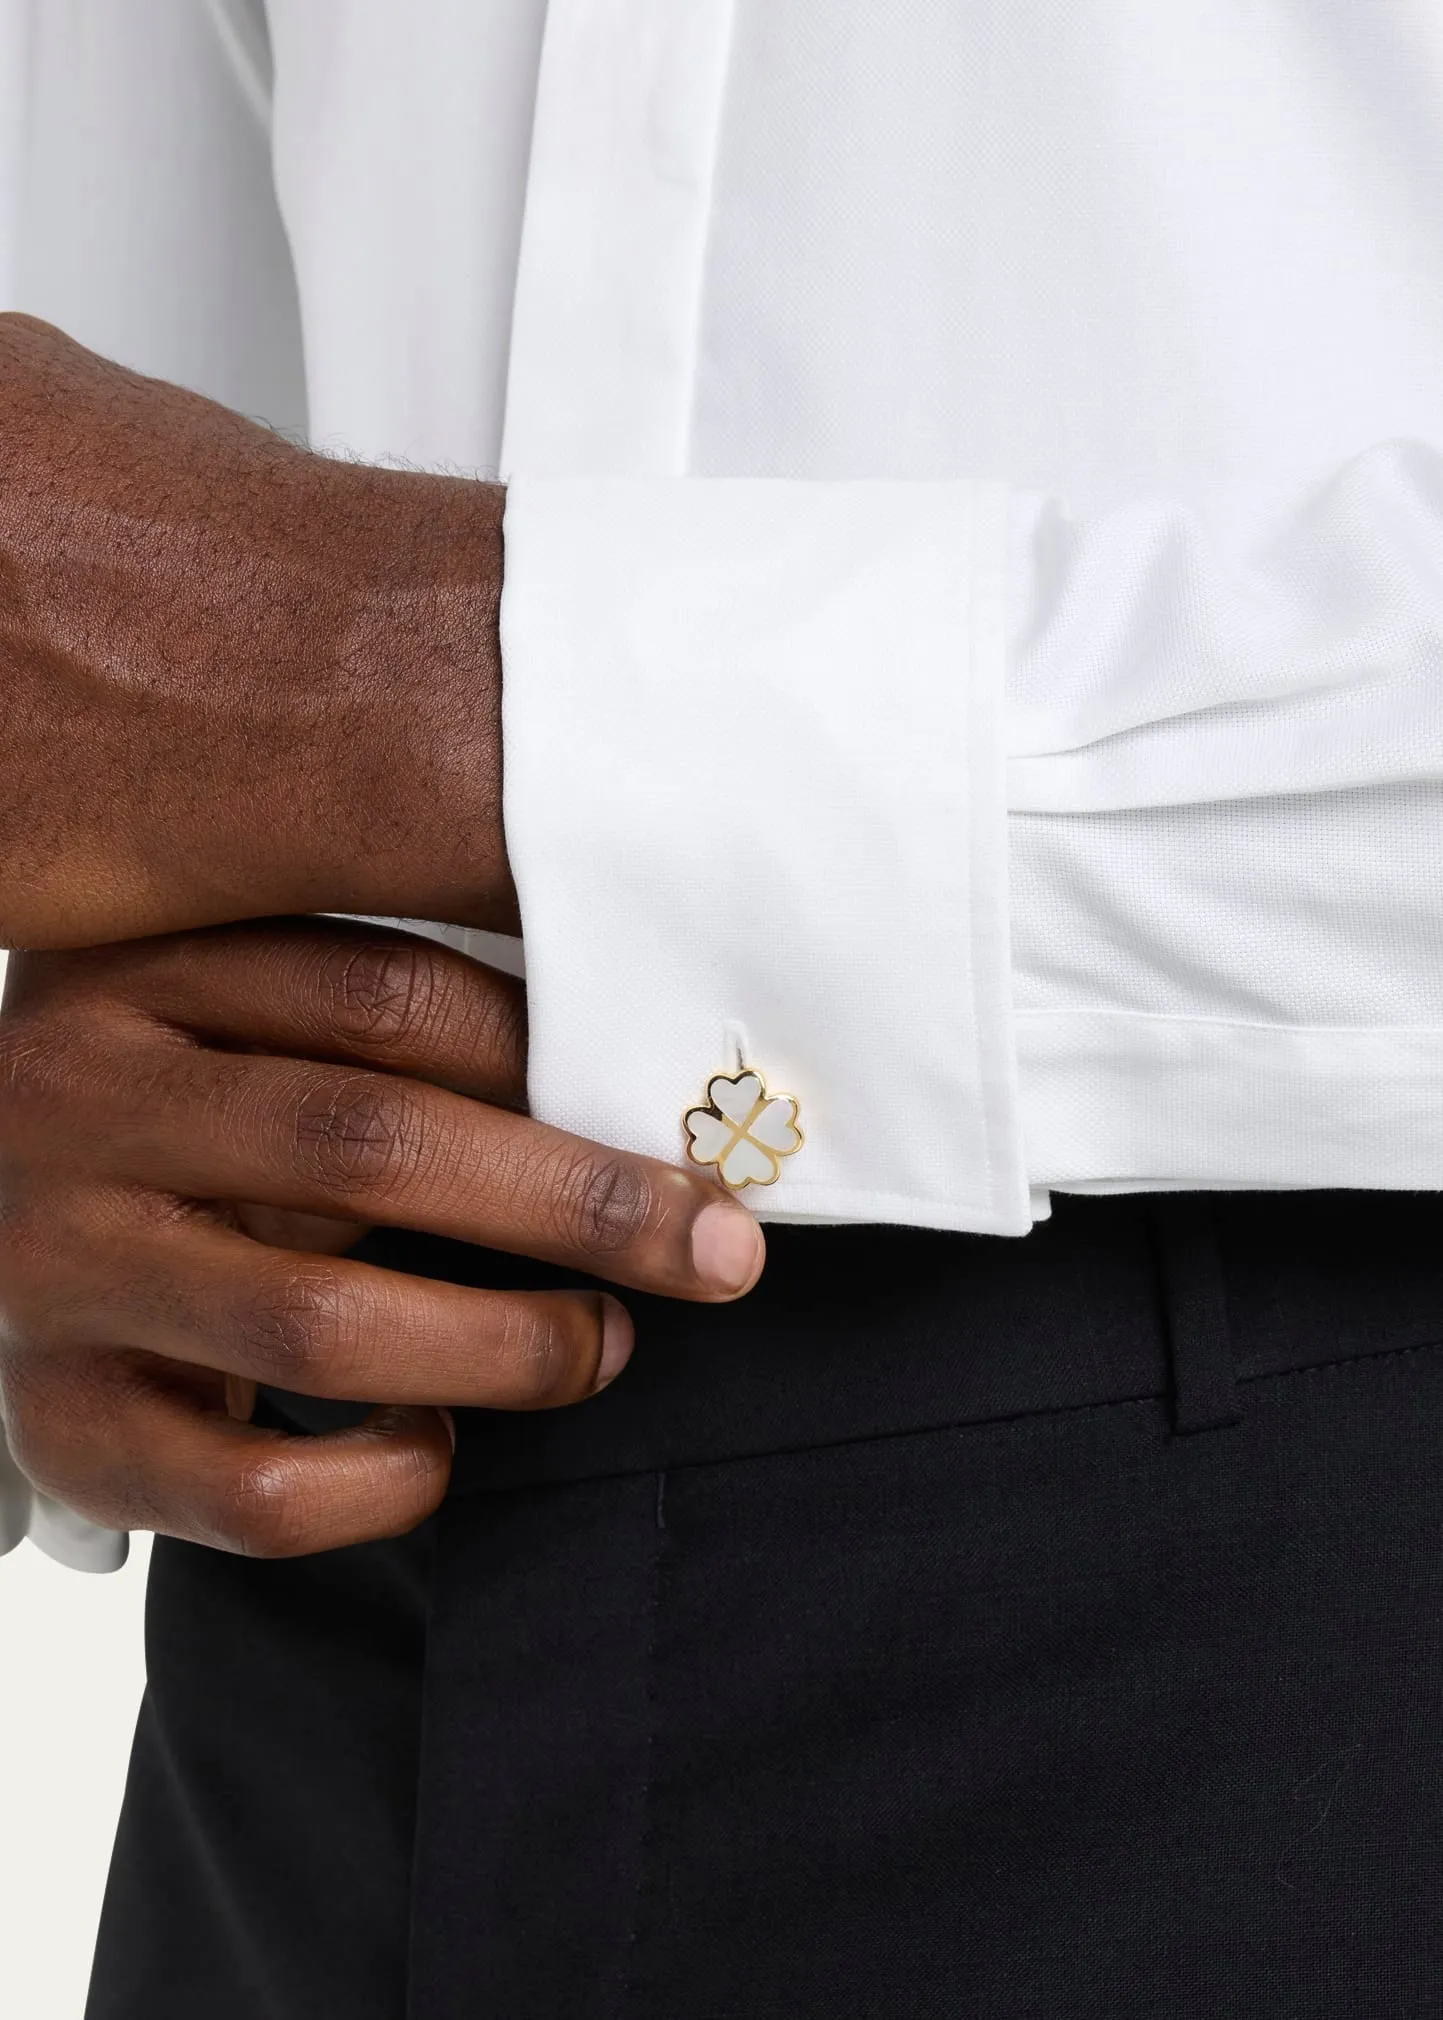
[0,1431,127,1572]
[500,477,1033,1234]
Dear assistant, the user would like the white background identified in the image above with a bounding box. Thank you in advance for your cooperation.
[0,1531,149,2016]
[2,918,156,2015]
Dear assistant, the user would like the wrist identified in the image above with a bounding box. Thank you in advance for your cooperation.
[271,463,517,934]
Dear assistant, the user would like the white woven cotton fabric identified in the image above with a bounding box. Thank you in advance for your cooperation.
[501,476,1029,1233]
[6,0,1443,1560]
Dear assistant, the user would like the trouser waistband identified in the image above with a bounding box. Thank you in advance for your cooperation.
[313,1189,1443,1495]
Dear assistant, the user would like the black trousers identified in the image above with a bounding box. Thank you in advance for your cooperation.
[88,1191,1443,2018]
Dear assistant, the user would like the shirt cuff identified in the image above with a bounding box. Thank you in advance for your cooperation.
[500,477,1033,1234]
[0,1433,127,1572]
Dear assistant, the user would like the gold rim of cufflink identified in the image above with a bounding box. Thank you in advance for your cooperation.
[682,1064,804,1192]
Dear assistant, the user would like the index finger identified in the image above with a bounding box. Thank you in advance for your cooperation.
[118,1048,768,1305]
[24,919,529,1108]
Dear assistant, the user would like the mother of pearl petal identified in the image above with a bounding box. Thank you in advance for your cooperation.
[748,1097,801,1153]
[708,1072,764,1125]
[719,1135,777,1187]
[685,1109,734,1163]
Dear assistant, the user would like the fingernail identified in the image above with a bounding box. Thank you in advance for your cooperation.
[690,1199,764,1295]
[597,1295,634,1387]
[437,1406,457,1452]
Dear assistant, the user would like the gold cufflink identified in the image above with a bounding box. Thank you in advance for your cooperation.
[682,1064,803,1191]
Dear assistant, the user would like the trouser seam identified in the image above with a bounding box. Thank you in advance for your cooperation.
[616,1468,666,2020]
[1147,1195,1243,1434]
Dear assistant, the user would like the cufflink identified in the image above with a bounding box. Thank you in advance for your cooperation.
[683,1065,803,1191]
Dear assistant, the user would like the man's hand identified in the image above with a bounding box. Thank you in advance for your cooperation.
[0,313,515,948]
[0,921,765,1554]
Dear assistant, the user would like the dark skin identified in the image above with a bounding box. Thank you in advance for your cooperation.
[0,318,766,1553]
[0,311,515,948]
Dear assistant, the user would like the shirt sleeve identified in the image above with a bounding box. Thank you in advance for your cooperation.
[1009,439,1443,1195]
[0,0,304,429]
[501,445,1443,1227]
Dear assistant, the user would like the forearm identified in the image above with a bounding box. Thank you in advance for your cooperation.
[0,314,514,948]
[228,455,517,939]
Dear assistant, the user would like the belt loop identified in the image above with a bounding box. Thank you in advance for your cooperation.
[1147,1195,1242,1435]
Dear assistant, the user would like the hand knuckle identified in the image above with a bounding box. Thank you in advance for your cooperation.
[0,1354,110,1505]
[563,1153,653,1257]
[0,310,51,346]
[321,938,437,1050]
[0,1192,58,1304]
[0,1022,24,1108]
[0,1351,213,1540]
[0,1419,76,1511]
[238,1263,349,1384]
[0,1183,99,1354]
[0,1012,79,1133]
[471,977,527,1095]
[213,1456,304,1558]
[291,1074,420,1198]
[0,1368,52,1484]
[493,1297,584,1400]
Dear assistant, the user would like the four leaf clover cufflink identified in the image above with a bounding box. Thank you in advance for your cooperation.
[683,1066,804,1191]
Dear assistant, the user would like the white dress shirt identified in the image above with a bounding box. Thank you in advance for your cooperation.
[4,0,1443,1565]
